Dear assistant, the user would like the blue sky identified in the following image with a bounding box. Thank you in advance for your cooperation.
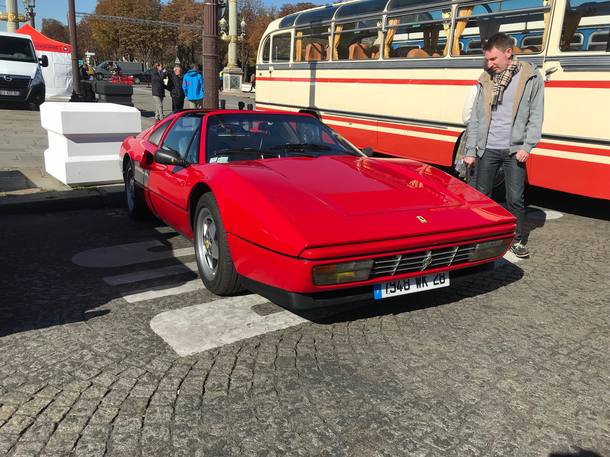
[0,0,327,31]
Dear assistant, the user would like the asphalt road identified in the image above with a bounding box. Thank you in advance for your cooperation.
[0,191,608,456]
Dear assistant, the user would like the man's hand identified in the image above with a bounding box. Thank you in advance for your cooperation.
[515,150,530,162]
[463,156,476,167]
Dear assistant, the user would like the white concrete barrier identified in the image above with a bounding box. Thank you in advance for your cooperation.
[41,102,141,186]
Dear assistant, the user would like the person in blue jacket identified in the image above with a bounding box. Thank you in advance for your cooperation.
[182,64,204,108]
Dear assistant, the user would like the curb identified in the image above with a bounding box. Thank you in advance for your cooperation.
[0,184,125,215]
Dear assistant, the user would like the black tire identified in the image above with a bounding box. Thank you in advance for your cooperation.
[194,193,242,295]
[124,161,149,218]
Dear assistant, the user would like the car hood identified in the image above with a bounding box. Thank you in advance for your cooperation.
[1,60,37,78]
[220,156,515,256]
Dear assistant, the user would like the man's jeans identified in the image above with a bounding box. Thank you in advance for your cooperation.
[152,96,164,120]
[476,148,526,242]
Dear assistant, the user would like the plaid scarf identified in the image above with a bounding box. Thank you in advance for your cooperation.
[491,61,520,110]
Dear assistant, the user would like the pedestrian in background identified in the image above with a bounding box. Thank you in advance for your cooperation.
[167,65,185,113]
[182,64,204,108]
[151,62,167,121]
[463,33,544,259]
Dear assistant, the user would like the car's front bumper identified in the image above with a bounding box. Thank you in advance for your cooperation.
[240,262,496,310]
[0,76,44,106]
[228,232,512,309]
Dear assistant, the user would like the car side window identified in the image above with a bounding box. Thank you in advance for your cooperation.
[148,120,171,145]
[162,116,201,160]
[185,127,201,164]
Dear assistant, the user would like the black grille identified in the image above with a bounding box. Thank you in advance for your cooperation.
[0,75,31,90]
[370,244,476,278]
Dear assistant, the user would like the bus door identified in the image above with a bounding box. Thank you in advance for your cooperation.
[533,0,610,199]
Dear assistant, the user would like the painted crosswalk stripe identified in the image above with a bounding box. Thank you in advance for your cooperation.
[150,294,307,356]
[502,250,522,264]
[103,262,198,286]
[122,279,203,303]
[72,240,194,268]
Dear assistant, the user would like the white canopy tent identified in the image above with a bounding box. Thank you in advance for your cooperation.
[16,24,72,100]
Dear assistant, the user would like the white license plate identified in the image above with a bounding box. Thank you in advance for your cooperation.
[0,90,20,96]
[373,272,450,300]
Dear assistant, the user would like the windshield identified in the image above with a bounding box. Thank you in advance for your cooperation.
[0,36,37,63]
[205,113,362,163]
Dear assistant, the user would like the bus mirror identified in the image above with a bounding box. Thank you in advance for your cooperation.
[362,147,374,157]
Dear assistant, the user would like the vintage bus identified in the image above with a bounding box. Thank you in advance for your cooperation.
[255,0,610,200]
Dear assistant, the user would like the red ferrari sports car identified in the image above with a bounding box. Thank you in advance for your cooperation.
[119,110,515,309]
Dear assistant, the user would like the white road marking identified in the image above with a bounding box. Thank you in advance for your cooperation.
[526,207,564,221]
[72,240,194,268]
[154,227,179,234]
[502,250,522,264]
[122,279,203,303]
[150,294,307,356]
[103,262,198,286]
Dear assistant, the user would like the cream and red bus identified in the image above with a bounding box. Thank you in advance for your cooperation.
[255,0,610,200]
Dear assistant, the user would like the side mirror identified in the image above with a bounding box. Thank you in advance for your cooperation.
[154,147,189,167]
[39,55,49,68]
[361,147,374,157]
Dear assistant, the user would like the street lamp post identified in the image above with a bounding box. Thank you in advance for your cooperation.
[23,0,35,28]
[218,0,243,93]
[240,18,246,82]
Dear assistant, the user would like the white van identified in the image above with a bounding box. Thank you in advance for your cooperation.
[0,31,48,109]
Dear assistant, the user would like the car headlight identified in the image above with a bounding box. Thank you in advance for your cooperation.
[313,260,374,286]
[32,67,44,85]
[470,238,512,262]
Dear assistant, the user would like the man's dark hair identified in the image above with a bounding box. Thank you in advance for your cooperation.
[483,33,514,53]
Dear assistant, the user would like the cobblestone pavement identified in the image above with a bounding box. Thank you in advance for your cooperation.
[0,192,609,457]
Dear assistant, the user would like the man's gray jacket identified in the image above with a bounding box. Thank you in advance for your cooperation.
[464,61,544,157]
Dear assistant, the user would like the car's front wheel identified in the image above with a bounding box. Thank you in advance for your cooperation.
[194,193,242,295]
[124,161,148,218]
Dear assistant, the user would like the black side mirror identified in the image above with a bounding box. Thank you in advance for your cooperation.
[154,147,189,167]
[39,55,49,68]
[362,147,374,157]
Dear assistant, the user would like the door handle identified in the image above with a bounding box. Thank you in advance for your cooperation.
[544,66,558,81]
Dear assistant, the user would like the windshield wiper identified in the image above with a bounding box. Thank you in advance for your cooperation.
[269,143,331,152]
[212,148,277,159]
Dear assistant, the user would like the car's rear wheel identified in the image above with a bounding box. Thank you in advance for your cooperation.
[124,161,148,218]
[194,193,241,295]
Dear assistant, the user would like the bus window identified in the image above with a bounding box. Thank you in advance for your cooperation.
[261,36,270,63]
[295,26,331,62]
[522,35,543,49]
[452,1,549,56]
[385,8,449,58]
[588,30,610,51]
[271,33,291,62]
[561,0,610,52]
[565,33,585,51]
[334,19,381,60]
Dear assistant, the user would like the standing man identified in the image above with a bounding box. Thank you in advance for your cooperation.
[182,64,204,108]
[167,65,185,113]
[151,63,166,121]
[463,33,544,259]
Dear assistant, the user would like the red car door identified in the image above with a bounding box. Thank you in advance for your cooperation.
[147,113,203,234]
